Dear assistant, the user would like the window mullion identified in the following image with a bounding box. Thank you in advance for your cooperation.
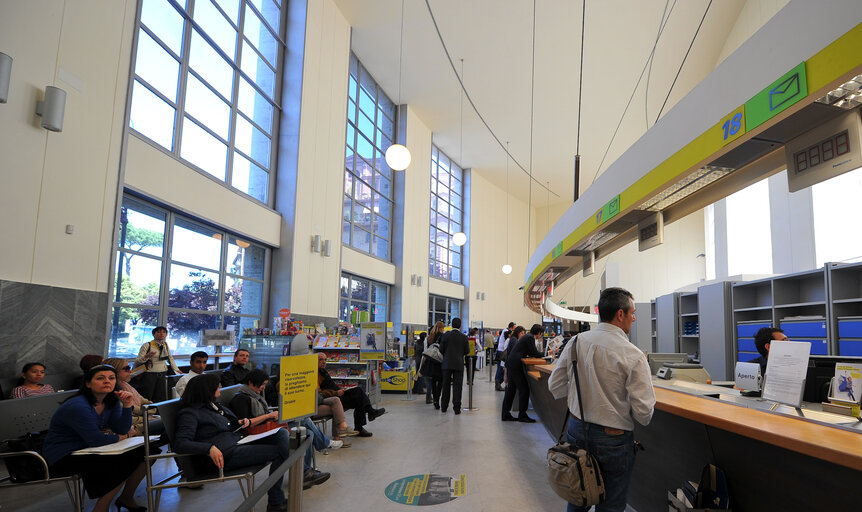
[160,211,177,327]
[174,4,195,159]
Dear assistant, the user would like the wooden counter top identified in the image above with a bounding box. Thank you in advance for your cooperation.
[656,386,862,471]
[523,359,862,471]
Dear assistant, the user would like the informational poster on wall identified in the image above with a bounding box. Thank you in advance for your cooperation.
[360,322,386,360]
[384,473,466,506]
[278,354,318,421]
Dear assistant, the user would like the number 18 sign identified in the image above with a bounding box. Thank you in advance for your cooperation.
[719,106,746,147]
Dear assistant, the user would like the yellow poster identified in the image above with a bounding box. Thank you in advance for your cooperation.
[279,354,318,421]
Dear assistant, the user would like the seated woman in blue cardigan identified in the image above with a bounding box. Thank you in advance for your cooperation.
[43,364,147,512]
[173,373,292,512]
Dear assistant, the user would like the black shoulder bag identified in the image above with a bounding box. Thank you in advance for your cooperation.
[547,337,606,506]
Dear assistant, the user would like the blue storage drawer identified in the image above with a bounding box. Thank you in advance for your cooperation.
[737,322,771,337]
[788,338,827,355]
[838,319,862,338]
[780,320,827,338]
[738,351,759,362]
[839,340,862,356]
[737,338,757,352]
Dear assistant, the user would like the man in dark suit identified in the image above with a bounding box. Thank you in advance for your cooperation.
[439,317,470,414]
[501,323,544,422]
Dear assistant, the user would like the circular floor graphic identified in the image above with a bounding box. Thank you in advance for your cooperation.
[384,473,466,506]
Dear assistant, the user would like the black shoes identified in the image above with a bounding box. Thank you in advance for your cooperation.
[357,427,373,437]
[494,382,504,391]
[517,415,537,423]
[115,499,146,512]
[502,414,517,422]
[425,399,433,404]
[303,468,331,489]
[368,407,386,421]
[266,500,288,511]
[454,409,461,415]
[434,402,440,410]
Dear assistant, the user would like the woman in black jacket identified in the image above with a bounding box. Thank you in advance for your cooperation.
[421,321,445,409]
[173,374,292,512]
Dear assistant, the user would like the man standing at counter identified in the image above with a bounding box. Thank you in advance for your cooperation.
[548,287,655,512]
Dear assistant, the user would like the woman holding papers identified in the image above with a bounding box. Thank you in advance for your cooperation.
[43,364,148,512]
[174,373,292,512]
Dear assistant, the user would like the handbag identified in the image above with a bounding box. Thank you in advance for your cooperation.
[4,431,49,483]
[547,337,606,507]
[424,343,443,362]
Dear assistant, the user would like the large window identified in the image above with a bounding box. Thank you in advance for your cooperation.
[343,53,396,260]
[110,195,267,357]
[339,273,389,324]
[429,146,463,282]
[726,178,772,275]
[813,166,862,266]
[429,295,460,327]
[129,0,286,203]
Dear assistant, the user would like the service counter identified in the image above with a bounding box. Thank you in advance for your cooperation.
[524,360,862,511]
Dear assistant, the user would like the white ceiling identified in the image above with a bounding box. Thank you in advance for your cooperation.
[334,0,753,205]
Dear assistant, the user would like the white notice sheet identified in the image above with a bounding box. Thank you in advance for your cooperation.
[762,340,811,407]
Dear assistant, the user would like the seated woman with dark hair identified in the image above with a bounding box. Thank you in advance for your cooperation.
[43,364,147,512]
[173,373,292,512]
[11,362,56,398]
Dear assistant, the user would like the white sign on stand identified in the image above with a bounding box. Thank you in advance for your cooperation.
[762,340,811,407]
[734,362,762,392]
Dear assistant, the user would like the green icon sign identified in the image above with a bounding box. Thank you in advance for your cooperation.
[745,62,807,131]
[552,242,563,258]
[601,195,620,224]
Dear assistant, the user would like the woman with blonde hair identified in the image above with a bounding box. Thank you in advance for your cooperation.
[421,321,445,409]
[104,357,161,436]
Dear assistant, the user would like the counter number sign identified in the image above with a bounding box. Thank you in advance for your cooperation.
[719,106,746,146]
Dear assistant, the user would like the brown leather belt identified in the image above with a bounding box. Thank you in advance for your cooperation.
[570,413,626,435]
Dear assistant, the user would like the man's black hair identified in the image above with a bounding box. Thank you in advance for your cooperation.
[451,317,462,329]
[190,351,208,362]
[529,324,545,336]
[598,287,634,323]
[507,322,515,329]
[244,368,270,387]
[754,327,784,357]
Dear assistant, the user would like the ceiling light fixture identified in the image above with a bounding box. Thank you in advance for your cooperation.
[384,0,411,171]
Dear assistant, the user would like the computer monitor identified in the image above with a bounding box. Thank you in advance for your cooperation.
[647,352,690,375]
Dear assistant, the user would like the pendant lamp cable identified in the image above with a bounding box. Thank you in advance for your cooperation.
[575,0,585,157]
[506,141,510,253]
[527,0,536,263]
[459,59,464,166]
[397,0,405,105]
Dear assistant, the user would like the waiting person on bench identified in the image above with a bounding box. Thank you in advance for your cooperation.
[317,390,357,439]
[43,364,147,512]
[11,362,56,398]
[229,369,335,489]
[104,357,164,436]
[221,348,251,387]
[174,373,291,512]
[175,351,208,397]
[318,352,385,437]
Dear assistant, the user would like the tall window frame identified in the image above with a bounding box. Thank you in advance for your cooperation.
[429,146,464,282]
[343,53,396,261]
[339,273,389,324]
[428,295,461,327]
[128,0,287,204]
[110,194,269,357]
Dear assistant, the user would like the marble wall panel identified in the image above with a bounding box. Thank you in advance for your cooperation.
[0,280,108,379]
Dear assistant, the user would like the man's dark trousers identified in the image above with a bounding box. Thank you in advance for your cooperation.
[339,387,372,428]
[440,369,464,412]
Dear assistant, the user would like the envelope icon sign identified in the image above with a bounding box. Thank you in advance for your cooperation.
[769,73,800,111]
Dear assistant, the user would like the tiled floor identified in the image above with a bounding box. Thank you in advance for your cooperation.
[2,372,635,511]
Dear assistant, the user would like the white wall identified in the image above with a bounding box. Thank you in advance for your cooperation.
[0,0,136,292]
[285,0,351,318]
[555,210,707,309]
[716,0,791,65]
[468,170,541,328]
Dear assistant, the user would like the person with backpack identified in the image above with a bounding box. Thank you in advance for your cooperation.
[420,321,445,409]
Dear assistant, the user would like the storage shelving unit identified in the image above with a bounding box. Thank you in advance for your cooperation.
[678,292,700,359]
[828,261,862,356]
[655,292,679,353]
[774,268,829,356]
[732,277,774,363]
[650,300,657,353]
[313,345,379,405]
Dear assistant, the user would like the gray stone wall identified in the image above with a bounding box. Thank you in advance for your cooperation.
[0,280,108,379]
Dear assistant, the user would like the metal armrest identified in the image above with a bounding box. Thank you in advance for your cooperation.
[0,450,50,481]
